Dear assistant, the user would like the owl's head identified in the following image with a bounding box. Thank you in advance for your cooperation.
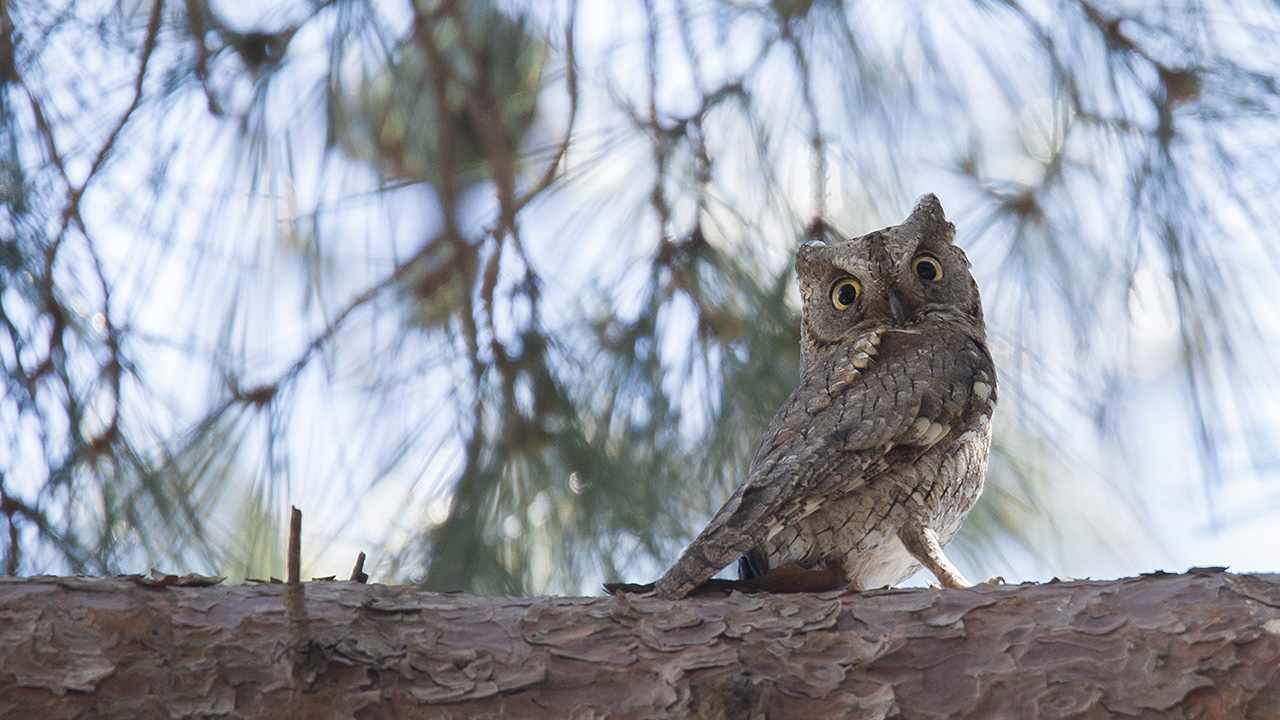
[795,194,985,372]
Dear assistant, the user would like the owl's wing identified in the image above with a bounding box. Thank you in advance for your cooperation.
[651,328,995,599]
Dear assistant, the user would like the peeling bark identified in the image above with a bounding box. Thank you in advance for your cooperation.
[1,570,1279,718]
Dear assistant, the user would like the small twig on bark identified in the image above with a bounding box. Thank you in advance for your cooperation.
[284,506,318,690]
[349,552,368,583]
[287,507,302,586]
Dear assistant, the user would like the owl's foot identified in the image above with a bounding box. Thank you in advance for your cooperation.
[918,576,1003,592]
[898,523,971,589]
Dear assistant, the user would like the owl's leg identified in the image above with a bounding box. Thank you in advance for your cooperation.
[897,524,971,589]
[737,549,768,580]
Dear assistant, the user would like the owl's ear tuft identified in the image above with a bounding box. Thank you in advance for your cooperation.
[796,221,840,279]
[910,193,945,217]
[905,194,956,245]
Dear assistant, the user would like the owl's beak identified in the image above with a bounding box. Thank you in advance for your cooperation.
[887,293,907,325]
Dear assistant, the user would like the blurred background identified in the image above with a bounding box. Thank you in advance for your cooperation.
[2,0,1278,594]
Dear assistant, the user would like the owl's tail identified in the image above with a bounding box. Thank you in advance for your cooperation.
[651,534,751,599]
[651,559,709,599]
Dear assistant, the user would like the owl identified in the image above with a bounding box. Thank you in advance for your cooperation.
[652,194,997,599]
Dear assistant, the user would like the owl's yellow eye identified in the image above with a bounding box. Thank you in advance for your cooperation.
[912,254,943,282]
[830,278,861,310]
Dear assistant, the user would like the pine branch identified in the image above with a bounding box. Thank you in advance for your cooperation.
[1,569,1276,718]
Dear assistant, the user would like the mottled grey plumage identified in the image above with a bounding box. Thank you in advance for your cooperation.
[653,194,997,600]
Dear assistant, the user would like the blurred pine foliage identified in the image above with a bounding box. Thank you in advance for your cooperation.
[1,0,1278,592]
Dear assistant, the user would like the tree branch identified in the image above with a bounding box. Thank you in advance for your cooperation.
[1,570,1277,718]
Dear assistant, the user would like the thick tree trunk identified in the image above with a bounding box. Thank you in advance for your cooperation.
[1,569,1278,719]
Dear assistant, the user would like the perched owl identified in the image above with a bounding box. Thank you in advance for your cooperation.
[652,194,997,599]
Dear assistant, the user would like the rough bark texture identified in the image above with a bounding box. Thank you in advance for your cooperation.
[2,570,1279,719]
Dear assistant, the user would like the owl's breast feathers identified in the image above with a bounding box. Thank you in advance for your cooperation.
[754,324,995,479]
